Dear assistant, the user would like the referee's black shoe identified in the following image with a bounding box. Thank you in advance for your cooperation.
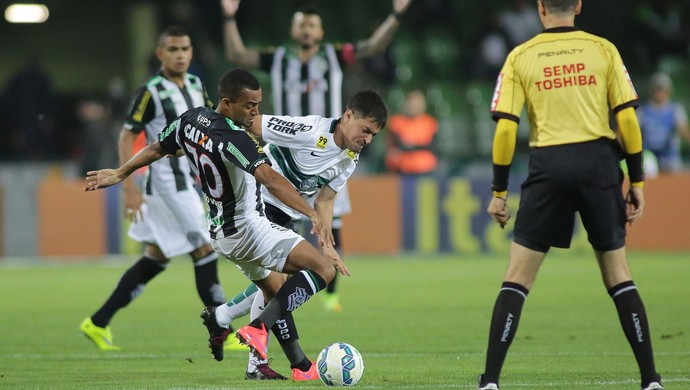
[477,374,498,390]
[642,380,664,390]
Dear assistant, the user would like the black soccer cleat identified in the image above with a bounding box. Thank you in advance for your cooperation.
[200,306,232,361]
[245,359,287,380]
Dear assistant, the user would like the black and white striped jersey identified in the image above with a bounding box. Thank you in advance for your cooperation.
[158,107,271,239]
[259,43,356,117]
[124,71,214,195]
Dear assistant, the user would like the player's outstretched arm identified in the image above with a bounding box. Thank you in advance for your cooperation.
[220,0,260,68]
[314,186,337,247]
[356,0,412,59]
[84,142,168,191]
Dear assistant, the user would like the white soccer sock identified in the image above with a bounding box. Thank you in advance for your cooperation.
[246,290,269,373]
[224,289,259,322]
[214,304,233,328]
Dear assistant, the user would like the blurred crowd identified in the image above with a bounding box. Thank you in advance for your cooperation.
[1,0,690,176]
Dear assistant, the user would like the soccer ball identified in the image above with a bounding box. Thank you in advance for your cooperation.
[316,342,364,386]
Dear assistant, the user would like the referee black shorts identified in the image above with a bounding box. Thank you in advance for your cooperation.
[513,138,627,252]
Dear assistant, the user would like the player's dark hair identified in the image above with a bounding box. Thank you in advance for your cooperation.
[346,89,388,129]
[217,68,261,102]
[297,3,321,18]
[158,25,189,47]
[540,0,578,14]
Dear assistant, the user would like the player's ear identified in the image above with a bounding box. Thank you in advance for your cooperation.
[219,97,231,115]
[155,47,164,62]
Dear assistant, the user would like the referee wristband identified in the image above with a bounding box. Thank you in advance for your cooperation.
[625,151,644,183]
[493,191,508,199]
[492,163,511,193]
[391,12,404,21]
[224,15,236,22]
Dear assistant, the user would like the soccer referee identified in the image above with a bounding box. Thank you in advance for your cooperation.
[478,1,663,390]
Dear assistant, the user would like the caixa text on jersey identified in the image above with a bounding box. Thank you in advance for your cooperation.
[184,123,214,152]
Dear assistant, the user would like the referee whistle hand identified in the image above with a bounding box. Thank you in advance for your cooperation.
[625,187,645,225]
[487,197,511,229]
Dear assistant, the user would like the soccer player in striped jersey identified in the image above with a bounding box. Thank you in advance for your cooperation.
[478,1,663,390]
[84,68,349,381]
[79,26,236,351]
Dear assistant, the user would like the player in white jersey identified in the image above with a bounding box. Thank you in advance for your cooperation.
[79,26,238,351]
[220,89,387,379]
[84,68,350,381]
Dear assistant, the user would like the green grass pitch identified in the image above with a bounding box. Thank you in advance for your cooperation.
[0,251,688,389]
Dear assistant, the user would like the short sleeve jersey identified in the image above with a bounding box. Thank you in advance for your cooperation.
[490,27,638,147]
[158,107,271,239]
[259,114,359,220]
[258,43,357,117]
[123,72,214,195]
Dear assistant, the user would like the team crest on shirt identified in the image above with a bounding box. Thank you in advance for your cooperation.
[299,176,320,192]
[316,136,328,149]
[491,73,503,112]
[623,65,638,98]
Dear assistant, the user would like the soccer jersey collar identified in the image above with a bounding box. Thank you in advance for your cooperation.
[329,118,340,134]
[541,26,579,34]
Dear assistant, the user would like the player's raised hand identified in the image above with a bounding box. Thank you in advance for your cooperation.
[220,0,241,17]
[392,0,412,15]
[487,196,511,229]
[84,169,124,191]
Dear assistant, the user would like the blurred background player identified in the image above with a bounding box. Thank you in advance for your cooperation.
[637,72,690,173]
[385,89,439,175]
[79,26,240,350]
[219,0,411,312]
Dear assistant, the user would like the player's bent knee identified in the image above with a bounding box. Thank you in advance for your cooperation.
[313,256,336,284]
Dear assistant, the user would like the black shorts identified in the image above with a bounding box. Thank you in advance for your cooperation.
[513,139,627,251]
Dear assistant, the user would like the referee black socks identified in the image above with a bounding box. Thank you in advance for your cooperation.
[482,281,529,386]
[609,281,659,386]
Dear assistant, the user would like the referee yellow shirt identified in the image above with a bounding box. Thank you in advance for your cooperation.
[490,27,638,147]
